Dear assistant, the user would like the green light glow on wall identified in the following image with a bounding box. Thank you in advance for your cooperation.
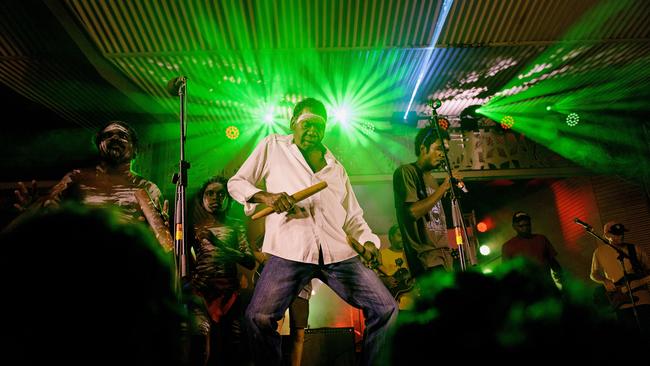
[478,0,650,177]
[123,41,419,187]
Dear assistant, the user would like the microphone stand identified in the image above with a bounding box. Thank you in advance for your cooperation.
[578,221,641,332]
[170,77,190,292]
[428,100,474,271]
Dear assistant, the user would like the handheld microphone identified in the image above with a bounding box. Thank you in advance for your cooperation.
[166,76,187,96]
[451,177,469,193]
[427,99,442,110]
[574,218,592,229]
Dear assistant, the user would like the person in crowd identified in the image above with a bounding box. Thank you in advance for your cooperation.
[387,257,643,364]
[228,97,397,366]
[0,204,186,365]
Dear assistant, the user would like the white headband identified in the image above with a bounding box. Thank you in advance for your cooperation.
[293,112,326,126]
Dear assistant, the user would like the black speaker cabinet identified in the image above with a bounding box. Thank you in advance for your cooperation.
[283,327,356,366]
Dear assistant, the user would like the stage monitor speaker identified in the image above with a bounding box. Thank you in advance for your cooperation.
[300,327,356,366]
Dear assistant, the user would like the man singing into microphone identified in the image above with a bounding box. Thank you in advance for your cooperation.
[393,126,462,277]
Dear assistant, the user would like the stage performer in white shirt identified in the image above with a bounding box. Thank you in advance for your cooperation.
[228,97,398,366]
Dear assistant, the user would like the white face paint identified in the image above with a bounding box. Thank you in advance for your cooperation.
[202,182,228,214]
[98,123,135,164]
[291,109,326,152]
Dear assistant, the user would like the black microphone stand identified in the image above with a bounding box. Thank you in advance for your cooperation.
[428,100,474,271]
[169,76,190,292]
[578,220,641,332]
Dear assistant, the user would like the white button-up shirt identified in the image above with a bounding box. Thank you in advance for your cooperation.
[228,134,379,264]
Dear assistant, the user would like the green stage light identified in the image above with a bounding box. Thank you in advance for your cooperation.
[500,115,515,129]
[332,105,351,127]
[360,121,375,134]
[437,117,450,130]
[566,113,580,127]
[475,0,649,178]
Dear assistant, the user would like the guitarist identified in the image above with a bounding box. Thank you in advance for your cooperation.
[393,127,461,278]
[590,221,650,340]
[379,225,415,308]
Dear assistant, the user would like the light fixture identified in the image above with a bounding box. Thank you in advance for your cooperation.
[225,126,240,140]
[500,115,515,129]
[566,113,579,127]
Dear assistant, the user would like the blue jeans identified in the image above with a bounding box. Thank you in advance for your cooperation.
[245,255,398,366]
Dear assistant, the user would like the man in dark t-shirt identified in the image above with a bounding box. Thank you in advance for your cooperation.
[393,127,461,278]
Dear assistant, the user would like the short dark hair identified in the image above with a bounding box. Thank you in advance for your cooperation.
[291,98,328,127]
[190,175,231,222]
[94,120,139,154]
[198,175,230,201]
[414,125,449,157]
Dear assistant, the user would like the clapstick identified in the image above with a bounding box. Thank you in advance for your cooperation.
[251,181,328,220]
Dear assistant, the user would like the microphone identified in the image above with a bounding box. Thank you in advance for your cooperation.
[427,99,442,110]
[451,177,469,193]
[166,76,187,96]
[574,218,592,229]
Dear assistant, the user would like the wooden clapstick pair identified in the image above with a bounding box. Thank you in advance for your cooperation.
[251,181,328,220]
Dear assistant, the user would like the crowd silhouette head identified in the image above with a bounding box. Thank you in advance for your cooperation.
[0,203,186,365]
[387,257,642,363]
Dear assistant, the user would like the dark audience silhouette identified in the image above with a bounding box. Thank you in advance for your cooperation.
[386,257,643,364]
[0,204,187,365]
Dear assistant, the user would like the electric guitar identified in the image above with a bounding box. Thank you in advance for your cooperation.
[594,275,650,309]
[384,267,415,300]
[579,223,650,309]
[346,236,415,299]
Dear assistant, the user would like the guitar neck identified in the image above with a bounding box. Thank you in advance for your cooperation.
[615,275,650,293]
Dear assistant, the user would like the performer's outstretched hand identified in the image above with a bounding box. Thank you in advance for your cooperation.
[13,180,38,211]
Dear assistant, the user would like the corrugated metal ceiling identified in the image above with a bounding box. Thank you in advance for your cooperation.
[1,0,649,180]
[1,0,648,129]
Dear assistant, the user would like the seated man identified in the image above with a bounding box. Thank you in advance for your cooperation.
[379,224,415,309]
